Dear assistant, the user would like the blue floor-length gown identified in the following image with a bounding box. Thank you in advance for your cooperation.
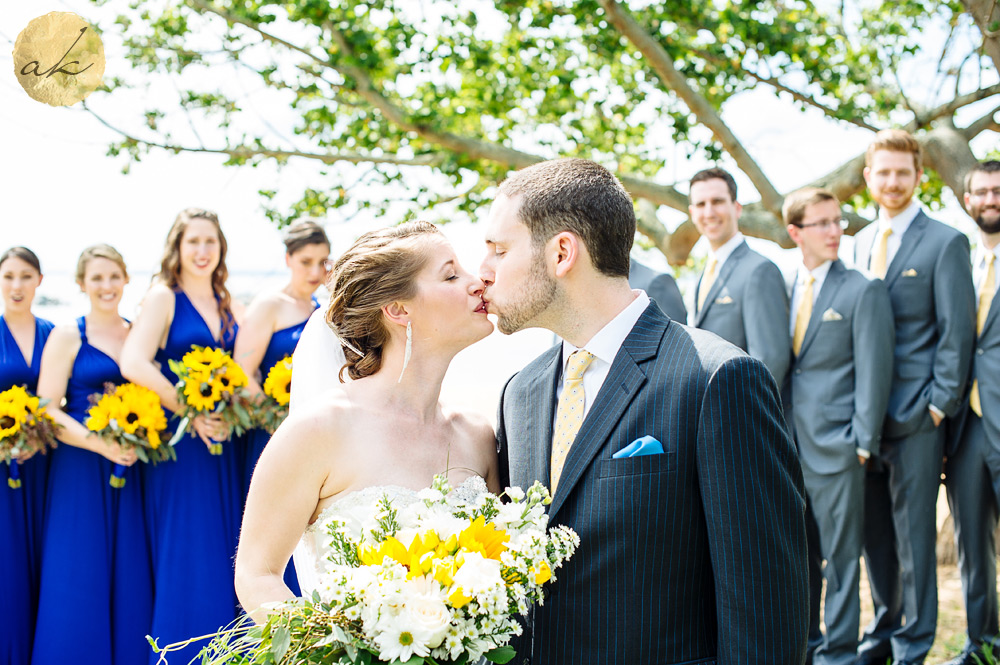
[0,314,54,665]
[144,291,241,664]
[240,295,317,596]
[32,316,154,665]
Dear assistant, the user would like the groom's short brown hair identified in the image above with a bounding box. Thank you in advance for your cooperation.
[498,158,634,278]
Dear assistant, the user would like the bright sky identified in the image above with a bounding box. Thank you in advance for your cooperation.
[1,1,996,418]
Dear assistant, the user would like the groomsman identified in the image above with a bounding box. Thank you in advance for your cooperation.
[942,160,1000,665]
[784,188,894,665]
[628,257,686,323]
[854,129,976,665]
[690,168,790,387]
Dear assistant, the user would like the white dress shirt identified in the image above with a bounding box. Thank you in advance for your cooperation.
[871,200,921,270]
[974,242,1000,298]
[789,260,833,337]
[554,290,650,426]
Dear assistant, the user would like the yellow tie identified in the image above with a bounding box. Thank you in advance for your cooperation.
[870,226,893,279]
[792,274,815,356]
[551,350,596,494]
[970,253,995,417]
[698,256,719,312]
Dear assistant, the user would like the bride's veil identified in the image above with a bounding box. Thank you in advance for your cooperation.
[289,308,347,412]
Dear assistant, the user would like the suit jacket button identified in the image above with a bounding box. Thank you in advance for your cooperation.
[978,348,985,355]
[795,369,802,374]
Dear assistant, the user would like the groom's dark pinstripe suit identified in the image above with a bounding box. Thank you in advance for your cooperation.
[497,303,809,665]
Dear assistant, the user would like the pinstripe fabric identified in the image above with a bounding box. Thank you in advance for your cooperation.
[498,304,809,665]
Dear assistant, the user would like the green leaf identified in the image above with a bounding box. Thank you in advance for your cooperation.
[484,646,517,664]
[271,625,291,661]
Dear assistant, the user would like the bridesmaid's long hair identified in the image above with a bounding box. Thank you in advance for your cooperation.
[155,208,235,340]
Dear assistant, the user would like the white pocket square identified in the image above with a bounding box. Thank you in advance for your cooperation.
[902,268,918,277]
[714,295,734,305]
[821,308,843,322]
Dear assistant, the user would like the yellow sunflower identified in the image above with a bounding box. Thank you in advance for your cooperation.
[0,401,23,438]
[215,359,248,394]
[1,385,32,414]
[86,395,116,432]
[263,356,293,406]
[183,378,221,411]
[181,346,228,374]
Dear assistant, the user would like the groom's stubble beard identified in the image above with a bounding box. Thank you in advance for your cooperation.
[495,251,558,335]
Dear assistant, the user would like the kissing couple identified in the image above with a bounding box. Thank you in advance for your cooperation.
[236,158,810,665]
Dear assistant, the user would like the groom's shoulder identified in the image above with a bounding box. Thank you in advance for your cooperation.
[660,320,752,375]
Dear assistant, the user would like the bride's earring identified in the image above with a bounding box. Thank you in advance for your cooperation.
[397,321,412,384]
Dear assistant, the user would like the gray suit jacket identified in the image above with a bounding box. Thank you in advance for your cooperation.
[952,256,1000,456]
[854,210,975,437]
[695,240,791,386]
[497,304,808,665]
[628,257,687,323]
[785,261,895,474]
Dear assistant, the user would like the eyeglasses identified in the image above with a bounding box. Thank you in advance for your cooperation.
[970,188,1000,199]
[798,218,849,231]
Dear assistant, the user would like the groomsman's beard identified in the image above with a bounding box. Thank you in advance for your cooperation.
[975,208,1000,234]
[495,259,557,335]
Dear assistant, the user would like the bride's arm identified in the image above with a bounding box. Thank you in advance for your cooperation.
[235,406,338,620]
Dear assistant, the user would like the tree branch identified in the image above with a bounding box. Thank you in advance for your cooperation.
[961,0,1000,73]
[909,82,1000,129]
[596,0,784,218]
[960,102,1000,139]
[85,107,447,167]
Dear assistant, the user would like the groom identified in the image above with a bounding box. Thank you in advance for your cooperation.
[482,158,809,664]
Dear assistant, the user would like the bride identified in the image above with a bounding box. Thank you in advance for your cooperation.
[235,221,500,616]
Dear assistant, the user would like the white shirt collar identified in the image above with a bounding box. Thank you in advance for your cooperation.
[877,200,920,235]
[708,232,745,268]
[561,290,650,369]
[975,240,1000,269]
[797,259,833,286]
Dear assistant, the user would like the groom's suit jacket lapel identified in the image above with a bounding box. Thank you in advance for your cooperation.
[547,303,663,520]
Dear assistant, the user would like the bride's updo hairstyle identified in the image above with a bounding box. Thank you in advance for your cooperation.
[326,221,442,381]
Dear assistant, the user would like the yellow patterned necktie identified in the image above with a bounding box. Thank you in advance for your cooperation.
[970,253,995,417]
[550,349,596,494]
[792,274,815,356]
[870,226,893,279]
[698,256,719,312]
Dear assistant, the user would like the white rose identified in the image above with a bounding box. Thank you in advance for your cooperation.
[404,591,452,648]
[452,552,503,595]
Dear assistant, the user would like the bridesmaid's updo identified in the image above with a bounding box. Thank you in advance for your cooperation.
[75,244,128,284]
[326,221,442,381]
[282,219,330,255]
[0,247,42,274]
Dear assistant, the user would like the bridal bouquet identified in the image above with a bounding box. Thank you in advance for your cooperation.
[154,476,579,664]
[86,382,173,488]
[167,345,253,454]
[0,385,58,488]
[256,355,292,434]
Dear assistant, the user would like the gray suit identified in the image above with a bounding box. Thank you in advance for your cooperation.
[853,210,976,663]
[944,253,1000,655]
[629,257,687,323]
[695,240,791,387]
[785,261,894,665]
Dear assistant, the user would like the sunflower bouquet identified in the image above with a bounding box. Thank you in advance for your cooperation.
[167,345,254,455]
[86,382,173,488]
[0,385,58,489]
[152,476,579,665]
[257,355,292,434]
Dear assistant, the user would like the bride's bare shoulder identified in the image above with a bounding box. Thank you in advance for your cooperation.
[267,386,355,454]
[443,405,496,452]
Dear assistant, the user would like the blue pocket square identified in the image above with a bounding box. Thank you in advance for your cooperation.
[612,435,664,458]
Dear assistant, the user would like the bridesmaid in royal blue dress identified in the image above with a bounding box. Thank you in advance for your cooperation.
[234,220,329,596]
[121,208,244,664]
[32,245,151,665]
[0,247,55,665]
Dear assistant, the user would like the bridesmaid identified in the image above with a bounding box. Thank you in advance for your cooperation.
[32,245,151,665]
[121,208,242,663]
[234,220,329,596]
[0,247,55,665]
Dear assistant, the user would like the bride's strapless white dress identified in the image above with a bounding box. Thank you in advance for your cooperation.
[292,476,489,595]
